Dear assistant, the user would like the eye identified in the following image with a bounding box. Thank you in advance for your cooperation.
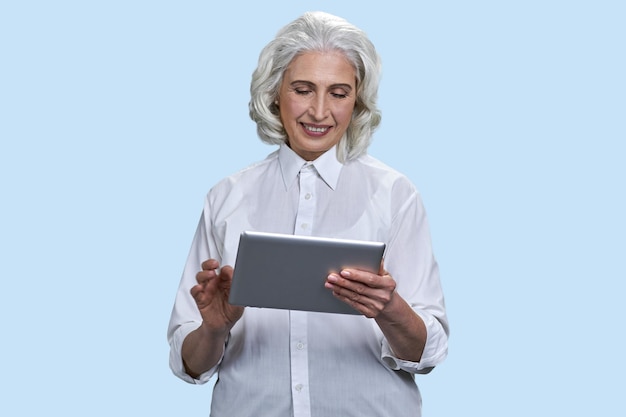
[295,89,312,95]
[330,88,350,99]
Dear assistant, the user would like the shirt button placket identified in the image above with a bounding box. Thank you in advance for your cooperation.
[290,313,311,417]
[291,164,314,417]
[296,165,315,237]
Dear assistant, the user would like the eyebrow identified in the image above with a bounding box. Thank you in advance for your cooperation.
[290,80,354,91]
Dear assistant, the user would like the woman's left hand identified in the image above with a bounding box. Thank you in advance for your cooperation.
[325,263,397,318]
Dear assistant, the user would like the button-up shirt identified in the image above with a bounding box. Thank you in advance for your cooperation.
[168,144,449,417]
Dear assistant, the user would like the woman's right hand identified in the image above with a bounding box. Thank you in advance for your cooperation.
[190,259,244,333]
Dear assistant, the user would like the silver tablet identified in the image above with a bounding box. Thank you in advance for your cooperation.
[229,231,386,315]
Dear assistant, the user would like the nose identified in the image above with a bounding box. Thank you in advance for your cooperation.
[308,94,330,121]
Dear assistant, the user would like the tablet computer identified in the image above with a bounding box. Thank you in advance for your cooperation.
[229,231,386,315]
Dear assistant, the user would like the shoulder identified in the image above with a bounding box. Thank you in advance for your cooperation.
[350,154,419,196]
[346,154,428,218]
[207,149,280,200]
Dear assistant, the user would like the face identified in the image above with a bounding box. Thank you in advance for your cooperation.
[277,51,357,161]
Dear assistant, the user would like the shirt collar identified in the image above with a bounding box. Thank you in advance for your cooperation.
[278,144,343,191]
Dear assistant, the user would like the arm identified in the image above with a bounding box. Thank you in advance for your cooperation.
[325,186,448,369]
[375,291,428,362]
[167,209,243,383]
[325,265,427,362]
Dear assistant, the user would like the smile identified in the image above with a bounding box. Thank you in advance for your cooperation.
[302,123,330,134]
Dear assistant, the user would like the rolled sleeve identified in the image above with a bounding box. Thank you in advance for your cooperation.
[381,310,448,374]
[168,322,221,385]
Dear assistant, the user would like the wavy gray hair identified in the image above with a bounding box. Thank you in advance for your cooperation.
[249,11,382,162]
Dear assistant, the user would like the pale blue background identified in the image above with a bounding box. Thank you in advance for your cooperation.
[1,1,624,415]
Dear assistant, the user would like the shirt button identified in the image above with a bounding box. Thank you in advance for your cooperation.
[296,342,305,350]
[300,223,308,230]
[295,384,303,392]
[305,193,312,200]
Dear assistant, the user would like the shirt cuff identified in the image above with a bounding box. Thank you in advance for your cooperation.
[381,310,448,374]
[169,322,221,384]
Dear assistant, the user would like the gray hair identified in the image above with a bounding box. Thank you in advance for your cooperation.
[249,11,382,162]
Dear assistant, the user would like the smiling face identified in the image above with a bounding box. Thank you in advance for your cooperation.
[277,51,357,161]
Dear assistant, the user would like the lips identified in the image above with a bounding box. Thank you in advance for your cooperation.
[302,123,331,135]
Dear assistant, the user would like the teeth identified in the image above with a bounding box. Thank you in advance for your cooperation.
[304,125,328,133]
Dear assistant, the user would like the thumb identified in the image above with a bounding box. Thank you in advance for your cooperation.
[378,258,387,275]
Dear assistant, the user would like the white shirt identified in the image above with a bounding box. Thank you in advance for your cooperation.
[168,144,449,417]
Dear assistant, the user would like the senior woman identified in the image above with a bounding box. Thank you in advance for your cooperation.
[168,11,448,417]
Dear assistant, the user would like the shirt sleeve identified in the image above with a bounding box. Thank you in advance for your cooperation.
[166,205,224,384]
[379,183,449,374]
[381,310,449,373]
[169,322,222,384]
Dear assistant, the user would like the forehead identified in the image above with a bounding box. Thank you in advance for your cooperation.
[283,51,356,86]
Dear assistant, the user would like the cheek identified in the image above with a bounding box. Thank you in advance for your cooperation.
[281,100,308,122]
[334,104,355,125]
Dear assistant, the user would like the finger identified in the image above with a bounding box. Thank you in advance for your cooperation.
[342,268,395,293]
[201,258,220,271]
[196,269,217,285]
[190,283,212,306]
[330,287,381,318]
[326,272,368,296]
[190,283,204,300]
[339,269,381,289]
[333,283,383,307]
[326,275,372,304]
[219,265,234,281]
[327,272,394,308]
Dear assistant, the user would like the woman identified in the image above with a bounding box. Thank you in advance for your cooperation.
[168,11,448,417]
